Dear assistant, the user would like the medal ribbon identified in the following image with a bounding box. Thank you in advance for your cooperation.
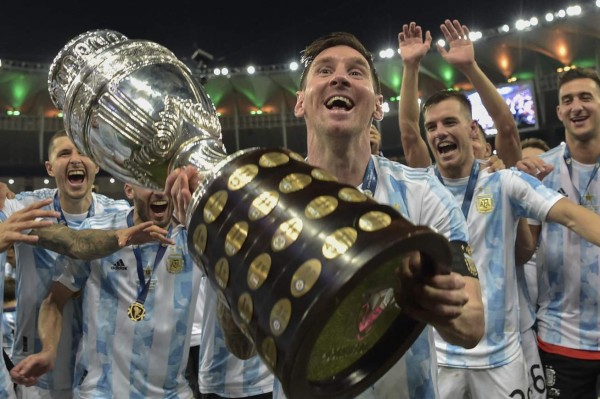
[127,210,172,309]
[53,192,95,225]
[361,157,378,196]
[563,144,600,206]
[435,161,480,219]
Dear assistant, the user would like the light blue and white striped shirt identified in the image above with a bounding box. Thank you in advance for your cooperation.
[55,209,201,398]
[433,166,561,368]
[3,188,129,392]
[536,144,600,351]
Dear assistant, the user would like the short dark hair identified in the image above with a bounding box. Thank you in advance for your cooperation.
[521,137,550,152]
[48,129,69,159]
[299,32,381,94]
[558,68,600,91]
[3,277,15,302]
[423,90,472,119]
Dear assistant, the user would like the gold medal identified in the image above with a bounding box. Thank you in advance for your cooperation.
[128,302,145,322]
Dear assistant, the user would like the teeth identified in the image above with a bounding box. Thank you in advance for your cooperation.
[326,96,352,108]
[68,170,85,176]
[152,200,168,206]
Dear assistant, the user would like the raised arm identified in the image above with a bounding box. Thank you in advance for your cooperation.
[437,19,522,166]
[10,282,75,386]
[546,198,600,246]
[398,22,433,167]
[32,221,173,260]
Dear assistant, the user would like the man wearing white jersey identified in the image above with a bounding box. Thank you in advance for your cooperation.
[10,183,201,398]
[400,20,600,398]
[518,68,600,398]
[0,130,131,399]
[0,200,61,399]
[198,275,274,399]
[167,30,485,399]
[398,20,547,398]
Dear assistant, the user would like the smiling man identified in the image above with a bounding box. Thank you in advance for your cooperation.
[398,22,600,395]
[1,130,131,399]
[523,68,600,399]
[10,183,202,398]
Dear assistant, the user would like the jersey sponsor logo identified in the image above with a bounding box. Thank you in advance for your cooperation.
[111,259,127,271]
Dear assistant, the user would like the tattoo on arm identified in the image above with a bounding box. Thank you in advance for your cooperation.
[33,224,121,260]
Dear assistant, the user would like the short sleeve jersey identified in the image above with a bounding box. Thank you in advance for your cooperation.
[536,144,600,350]
[273,155,471,399]
[3,188,129,391]
[55,209,201,398]
[432,166,562,368]
[198,278,275,396]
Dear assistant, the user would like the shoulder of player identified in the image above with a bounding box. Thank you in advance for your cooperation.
[92,193,130,210]
[539,144,563,163]
[15,188,57,202]
[81,208,130,229]
[375,156,434,185]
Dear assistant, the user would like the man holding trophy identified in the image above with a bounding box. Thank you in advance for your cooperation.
[11,28,484,399]
[167,31,485,399]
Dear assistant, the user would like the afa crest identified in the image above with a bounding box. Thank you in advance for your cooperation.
[476,194,494,214]
[167,248,184,274]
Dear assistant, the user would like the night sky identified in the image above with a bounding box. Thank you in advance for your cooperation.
[3,0,575,66]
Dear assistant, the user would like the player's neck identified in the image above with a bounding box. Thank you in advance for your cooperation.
[58,192,93,214]
[307,147,371,187]
[438,158,476,180]
[566,134,600,164]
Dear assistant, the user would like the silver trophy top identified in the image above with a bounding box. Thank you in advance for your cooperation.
[48,29,226,190]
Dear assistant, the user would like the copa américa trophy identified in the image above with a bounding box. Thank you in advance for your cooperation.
[48,30,451,398]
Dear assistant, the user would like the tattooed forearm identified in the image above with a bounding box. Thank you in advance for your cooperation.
[216,296,256,359]
[33,225,121,260]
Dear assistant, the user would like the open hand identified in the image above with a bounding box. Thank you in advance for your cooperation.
[0,199,59,252]
[398,22,432,67]
[117,221,175,247]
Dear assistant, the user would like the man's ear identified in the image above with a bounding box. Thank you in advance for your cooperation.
[124,183,135,200]
[556,105,563,122]
[45,161,54,177]
[373,94,384,121]
[294,91,305,118]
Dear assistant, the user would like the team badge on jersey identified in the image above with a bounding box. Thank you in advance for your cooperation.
[476,192,494,213]
[167,247,184,274]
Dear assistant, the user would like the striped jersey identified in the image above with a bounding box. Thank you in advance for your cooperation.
[3,188,129,391]
[198,277,274,396]
[432,166,562,368]
[55,209,201,398]
[0,210,16,399]
[274,155,471,399]
[536,144,600,350]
